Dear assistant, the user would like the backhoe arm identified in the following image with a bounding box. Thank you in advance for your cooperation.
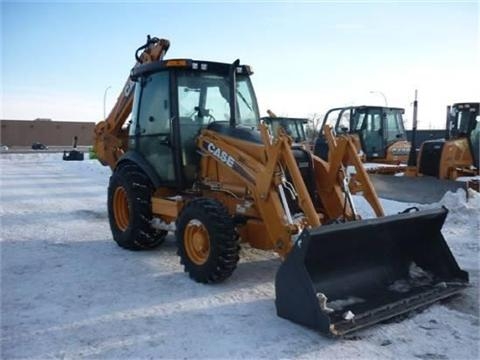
[93,36,170,168]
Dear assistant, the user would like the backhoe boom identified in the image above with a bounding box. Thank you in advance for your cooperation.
[93,36,170,168]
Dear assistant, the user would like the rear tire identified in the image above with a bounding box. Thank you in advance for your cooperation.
[176,198,239,283]
[107,163,166,250]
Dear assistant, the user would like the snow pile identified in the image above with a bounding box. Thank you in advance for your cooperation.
[423,187,480,237]
[419,189,480,271]
[423,188,480,224]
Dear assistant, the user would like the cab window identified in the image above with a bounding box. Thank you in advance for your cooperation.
[137,72,170,134]
[385,111,405,143]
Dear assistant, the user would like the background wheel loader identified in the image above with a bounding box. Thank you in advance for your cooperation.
[93,36,468,336]
[369,97,479,203]
[408,102,479,182]
[314,106,411,174]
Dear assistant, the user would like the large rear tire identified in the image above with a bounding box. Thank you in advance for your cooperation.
[107,163,166,250]
[176,198,239,283]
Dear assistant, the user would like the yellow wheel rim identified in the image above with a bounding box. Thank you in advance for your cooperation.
[113,186,129,231]
[184,220,210,265]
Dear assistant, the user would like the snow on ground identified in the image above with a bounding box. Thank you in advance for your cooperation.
[1,153,479,359]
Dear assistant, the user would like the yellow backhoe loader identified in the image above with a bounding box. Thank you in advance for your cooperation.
[94,36,468,336]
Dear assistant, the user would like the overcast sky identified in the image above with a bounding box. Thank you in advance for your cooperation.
[1,1,478,129]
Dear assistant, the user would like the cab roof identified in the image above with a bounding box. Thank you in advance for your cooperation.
[131,59,253,80]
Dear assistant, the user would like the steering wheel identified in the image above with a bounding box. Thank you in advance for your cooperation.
[189,107,216,123]
[204,110,216,124]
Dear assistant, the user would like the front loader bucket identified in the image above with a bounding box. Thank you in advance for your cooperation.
[275,207,468,336]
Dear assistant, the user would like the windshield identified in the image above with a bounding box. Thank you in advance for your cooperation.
[322,109,350,134]
[177,71,259,127]
[353,109,382,132]
[268,119,306,142]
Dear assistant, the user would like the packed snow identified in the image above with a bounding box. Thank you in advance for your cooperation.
[1,153,479,359]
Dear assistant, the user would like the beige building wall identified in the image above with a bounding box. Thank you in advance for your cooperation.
[0,119,95,147]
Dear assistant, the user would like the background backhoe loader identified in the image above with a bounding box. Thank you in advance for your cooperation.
[315,106,411,169]
[93,36,468,336]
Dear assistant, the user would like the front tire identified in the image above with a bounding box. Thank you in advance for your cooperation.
[176,198,239,283]
[107,163,166,250]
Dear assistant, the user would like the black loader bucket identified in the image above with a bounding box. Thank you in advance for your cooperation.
[275,207,468,336]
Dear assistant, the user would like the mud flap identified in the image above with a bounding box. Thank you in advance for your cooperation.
[275,207,468,336]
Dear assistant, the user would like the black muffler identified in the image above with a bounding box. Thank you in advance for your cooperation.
[275,207,468,336]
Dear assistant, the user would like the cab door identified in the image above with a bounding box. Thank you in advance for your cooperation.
[355,109,386,159]
[129,71,178,186]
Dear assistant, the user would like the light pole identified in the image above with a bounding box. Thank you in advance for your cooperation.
[369,90,388,107]
[103,86,112,119]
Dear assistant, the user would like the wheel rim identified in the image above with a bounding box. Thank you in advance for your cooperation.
[113,186,129,231]
[184,220,210,265]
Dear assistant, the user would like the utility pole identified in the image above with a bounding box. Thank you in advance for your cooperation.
[406,89,418,176]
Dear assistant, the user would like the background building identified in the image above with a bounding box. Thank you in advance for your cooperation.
[0,119,95,147]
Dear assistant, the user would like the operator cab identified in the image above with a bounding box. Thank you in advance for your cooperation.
[448,103,479,137]
[128,59,260,189]
[352,106,406,159]
[448,103,480,168]
[262,117,308,144]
